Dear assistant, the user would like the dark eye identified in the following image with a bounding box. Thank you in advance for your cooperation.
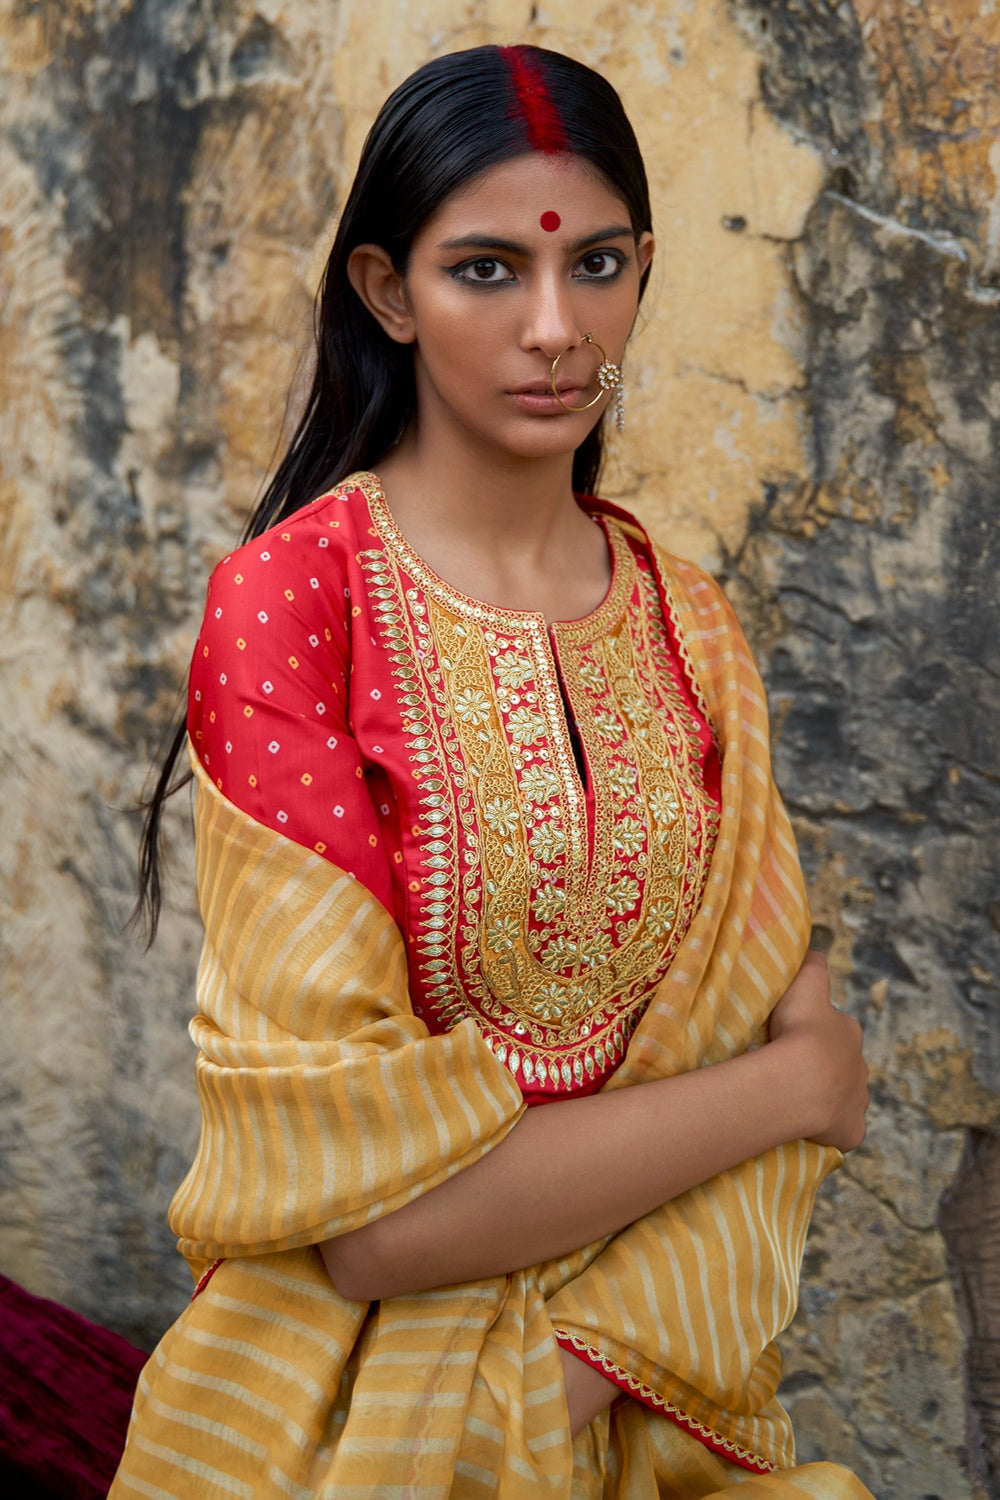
[455,258,514,284]
[576,250,623,280]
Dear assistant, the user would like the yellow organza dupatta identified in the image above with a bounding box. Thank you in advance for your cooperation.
[112,547,873,1499]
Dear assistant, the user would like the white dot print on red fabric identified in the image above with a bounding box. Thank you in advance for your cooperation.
[372,745,384,754]
[333,805,344,817]
[219,673,227,685]
[262,681,274,694]
[309,635,319,647]
[318,537,329,548]
[277,811,288,823]
[326,736,338,749]
[309,577,319,589]
[225,741,233,753]
[316,703,326,715]
[194,690,202,702]
[380,804,390,816]
[370,689,381,701]
[260,551,271,561]
[214,607,222,619]
[257,611,269,624]
[268,741,280,754]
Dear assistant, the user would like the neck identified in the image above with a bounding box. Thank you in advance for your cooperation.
[370,414,610,622]
[379,419,581,547]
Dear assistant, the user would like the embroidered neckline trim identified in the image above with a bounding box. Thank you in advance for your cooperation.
[344,470,631,638]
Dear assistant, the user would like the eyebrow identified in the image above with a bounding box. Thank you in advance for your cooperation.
[437,223,634,256]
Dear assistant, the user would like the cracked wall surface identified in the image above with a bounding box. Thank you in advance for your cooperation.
[1,4,997,1496]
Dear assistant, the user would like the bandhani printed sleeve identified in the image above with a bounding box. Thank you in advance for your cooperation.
[168,747,525,1268]
[188,519,395,910]
[542,543,843,1475]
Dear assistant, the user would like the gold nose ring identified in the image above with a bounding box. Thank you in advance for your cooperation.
[549,333,623,412]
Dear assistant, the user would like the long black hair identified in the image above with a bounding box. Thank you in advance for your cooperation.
[137,43,653,938]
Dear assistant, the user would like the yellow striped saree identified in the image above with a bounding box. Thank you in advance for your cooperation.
[112,550,873,1499]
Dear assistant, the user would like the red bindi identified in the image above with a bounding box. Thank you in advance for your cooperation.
[540,210,561,232]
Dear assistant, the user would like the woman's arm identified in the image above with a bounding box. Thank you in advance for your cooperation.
[320,953,866,1301]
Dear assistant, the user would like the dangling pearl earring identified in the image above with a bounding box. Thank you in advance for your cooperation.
[613,372,625,434]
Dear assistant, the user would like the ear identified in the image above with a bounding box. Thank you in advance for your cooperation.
[347,244,416,344]
[636,230,655,280]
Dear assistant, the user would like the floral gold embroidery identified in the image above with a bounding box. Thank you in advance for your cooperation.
[348,473,720,1095]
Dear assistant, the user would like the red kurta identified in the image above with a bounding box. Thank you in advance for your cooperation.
[188,472,721,1104]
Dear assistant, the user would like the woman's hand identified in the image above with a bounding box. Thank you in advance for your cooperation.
[767,951,869,1153]
[558,1347,621,1439]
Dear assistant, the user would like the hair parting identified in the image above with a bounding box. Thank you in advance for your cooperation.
[499,45,569,154]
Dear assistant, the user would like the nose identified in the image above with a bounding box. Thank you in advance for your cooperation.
[520,267,580,360]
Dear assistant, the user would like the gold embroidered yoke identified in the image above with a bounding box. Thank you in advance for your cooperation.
[355,478,721,1099]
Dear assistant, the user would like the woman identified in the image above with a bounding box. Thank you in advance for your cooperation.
[115,44,872,1498]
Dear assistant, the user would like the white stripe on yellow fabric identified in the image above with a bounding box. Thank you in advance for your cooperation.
[161,1357,324,1453]
[182,1322,330,1405]
[139,1390,268,1461]
[129,1432,252,1497]
[115,1470,193,1500]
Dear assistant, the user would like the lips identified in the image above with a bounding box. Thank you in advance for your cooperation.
[508,379,587,400]
[510,380,576,395]
[506,377,590,416]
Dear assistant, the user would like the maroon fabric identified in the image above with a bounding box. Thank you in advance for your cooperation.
[0,1275,147,1499]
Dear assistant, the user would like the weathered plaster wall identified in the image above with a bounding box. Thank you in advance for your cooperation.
[1,3,997,1496]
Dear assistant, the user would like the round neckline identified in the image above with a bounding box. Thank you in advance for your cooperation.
[345,469,632,635]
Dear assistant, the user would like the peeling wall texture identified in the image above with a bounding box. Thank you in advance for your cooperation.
[1,3,997,1497]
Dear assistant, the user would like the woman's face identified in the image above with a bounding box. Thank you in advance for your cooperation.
[358,153,653,466]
